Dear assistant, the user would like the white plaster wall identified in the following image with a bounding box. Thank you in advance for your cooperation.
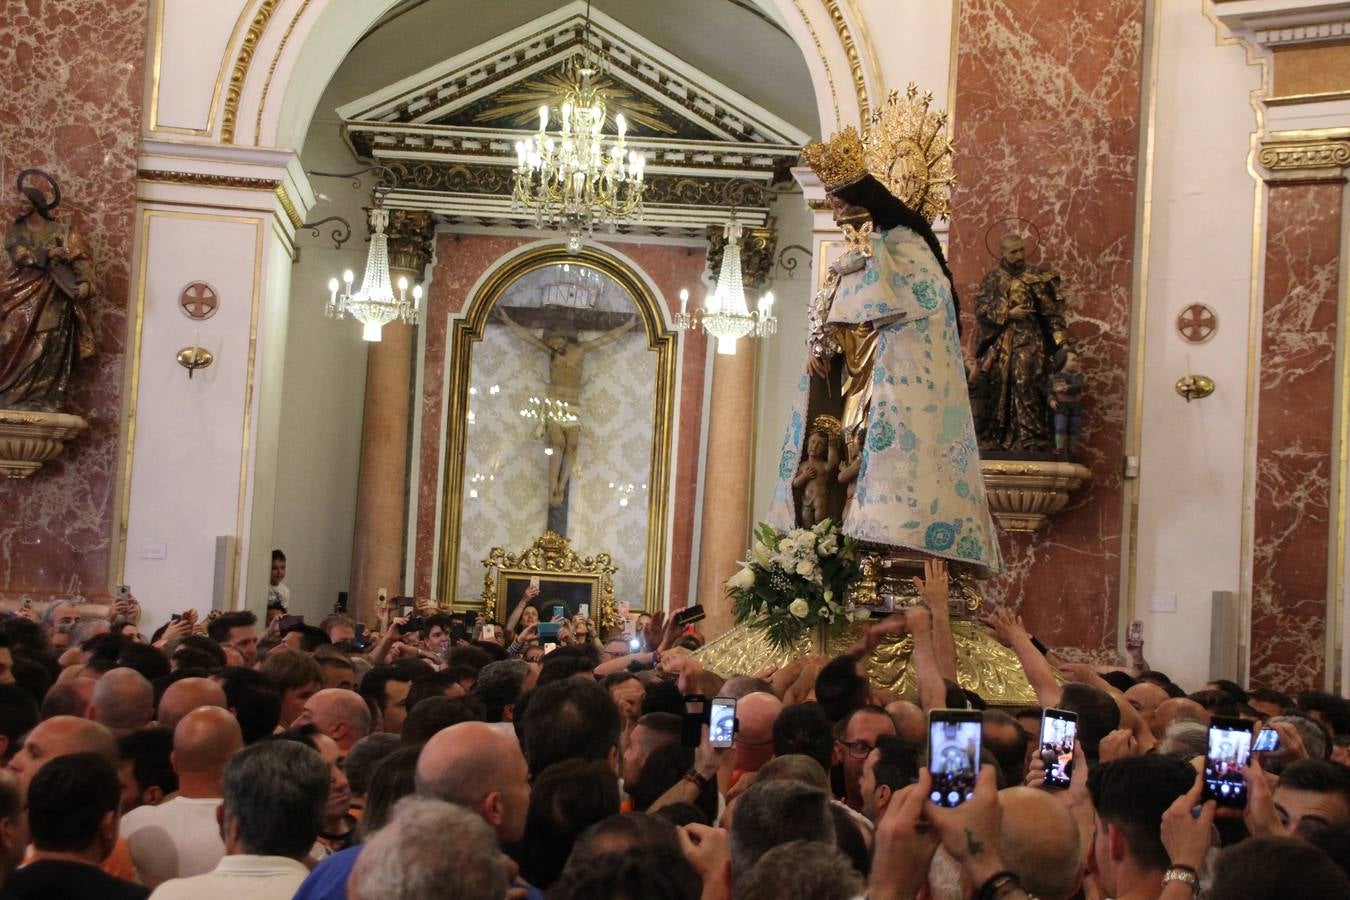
[854,0,956,109]
[122,210,267,631]
[270,239,370,622]
[148,0,250,133]
[752,191,816,521]
[1130,4,1264,690]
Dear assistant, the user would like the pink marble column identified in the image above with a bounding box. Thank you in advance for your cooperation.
[349,212,434,623]
[948,0,1146,658]
[696,345,757,638]
[1249,180,1344,691]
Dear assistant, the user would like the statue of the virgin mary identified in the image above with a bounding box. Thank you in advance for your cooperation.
[764,111,1003,579]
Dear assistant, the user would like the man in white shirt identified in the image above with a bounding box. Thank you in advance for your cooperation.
[121,707,242,887]
[148,737,329,899]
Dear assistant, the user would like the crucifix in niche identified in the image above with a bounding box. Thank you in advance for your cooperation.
[495,306,637,534]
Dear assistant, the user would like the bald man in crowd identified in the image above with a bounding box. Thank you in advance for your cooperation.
[1124,681,1172,740]
[416,721,531,846]
[1153,697,1209,740]
[6,715,140,882]
[884,699,927,744]
[731,692,783,785]
[292,688,372,752]
[92,668,155,738]
[121,707,244,887]
[156,678,227,734]
[40,677,96,720]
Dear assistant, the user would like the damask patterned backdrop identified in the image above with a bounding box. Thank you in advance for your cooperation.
[456,267,656,610]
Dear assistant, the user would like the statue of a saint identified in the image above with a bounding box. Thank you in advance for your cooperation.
[792,422,840,528]
[496,309,636,507]
[0,170,96,410]
[969,233,1066,453]
[765,127,1002,578]
[1048,346,1085,456]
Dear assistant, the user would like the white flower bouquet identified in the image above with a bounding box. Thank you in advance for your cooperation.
[727,519,862,650]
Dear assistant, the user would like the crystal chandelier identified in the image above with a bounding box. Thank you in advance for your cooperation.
[676,217,777,355]
[318,167,422,342]
[512,5,646,252]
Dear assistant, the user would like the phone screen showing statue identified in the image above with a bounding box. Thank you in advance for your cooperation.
[1204,718,1253,807]
[709,698,737,749]
[1039,709,1077,790]
[1252,727,1279,754]
[928,715,981,808]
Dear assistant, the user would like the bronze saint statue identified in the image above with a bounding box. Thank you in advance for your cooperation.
[0,170,96,410]
[496,308,636,507]
[969,233,1066,453]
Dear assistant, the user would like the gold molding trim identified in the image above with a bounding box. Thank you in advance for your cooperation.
[254,0,315,145]
[823,0,870,122]
[137,169,280,191]
[1266,89,1350,106]
[148,0,253,137]
[435,245,678,610]
[222,0,283,144]
[1122,0,1164,642]
[275,183,303,229]
[792,0,842,130]
[1257,137,1350,178]
[842,0,881,113]
[136,169,303,229]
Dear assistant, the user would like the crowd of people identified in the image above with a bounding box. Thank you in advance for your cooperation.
[0,559,1347,900]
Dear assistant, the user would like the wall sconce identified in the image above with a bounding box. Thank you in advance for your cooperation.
[1175,374,1215,402]
[177,342,214,379]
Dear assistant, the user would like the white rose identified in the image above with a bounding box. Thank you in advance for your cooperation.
[778,538,794,554]
[789,598,810,618]
[796,560,816,578]
[727,567,756,591]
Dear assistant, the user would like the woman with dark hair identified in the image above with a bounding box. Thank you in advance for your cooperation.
[765,126,1001,576]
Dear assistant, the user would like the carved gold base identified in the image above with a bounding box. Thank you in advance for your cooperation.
[980,457,1092,532]
[0,410,89,479]
[696,617,1041,708]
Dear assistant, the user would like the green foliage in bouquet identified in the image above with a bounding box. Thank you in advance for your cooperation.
[726,519,862,651]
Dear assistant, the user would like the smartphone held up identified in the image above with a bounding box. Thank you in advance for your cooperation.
[1204,717,1254,807]
[1039,708,1078,790]
[928,709,981,808]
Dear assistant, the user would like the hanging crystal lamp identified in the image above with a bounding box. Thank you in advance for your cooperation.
[325,206,422,342]
[676,216,777,355]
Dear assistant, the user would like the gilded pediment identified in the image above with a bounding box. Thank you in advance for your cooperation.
[336,1,808,233]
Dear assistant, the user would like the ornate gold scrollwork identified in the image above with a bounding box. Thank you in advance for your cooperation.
[480,532,619,634]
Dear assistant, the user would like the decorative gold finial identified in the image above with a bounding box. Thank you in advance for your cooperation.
[802,126,869,193]
[863,84,956,224]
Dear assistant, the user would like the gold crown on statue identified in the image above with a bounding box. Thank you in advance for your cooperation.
[811,414,843,438]
[802,126,869,193]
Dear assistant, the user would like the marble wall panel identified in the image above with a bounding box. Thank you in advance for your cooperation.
[1249,182,1342,692]
[0,1,146,602]
[413,235,708,611]
[948,0,1145,656]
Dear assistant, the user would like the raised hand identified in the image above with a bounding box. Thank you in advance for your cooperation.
[1160,773,1215,871]
[913,558,950,610]
[978,606,1028,647]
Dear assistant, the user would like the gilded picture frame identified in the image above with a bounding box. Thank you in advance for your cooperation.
[481,532,619,633]
[436,244,677,611]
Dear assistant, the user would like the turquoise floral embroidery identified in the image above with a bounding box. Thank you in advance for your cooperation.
[868,419,896,452]
[791,411,804,445]
[925,522,956,551]
[897,428,917,453]
[778,450,797,481]
[864,266,880,285]
[956,534,982,560]
[955,480,970,498]
[915,317,929,333]
[949,442,970,476]
[913,281,938,310]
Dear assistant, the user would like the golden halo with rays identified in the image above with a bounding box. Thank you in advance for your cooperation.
[471,67,675,137]
[862,84,956,225]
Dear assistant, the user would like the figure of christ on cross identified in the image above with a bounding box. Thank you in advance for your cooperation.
[496,308,637,508]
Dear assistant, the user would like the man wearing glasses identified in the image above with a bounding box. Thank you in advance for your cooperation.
[835,706,897,811]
